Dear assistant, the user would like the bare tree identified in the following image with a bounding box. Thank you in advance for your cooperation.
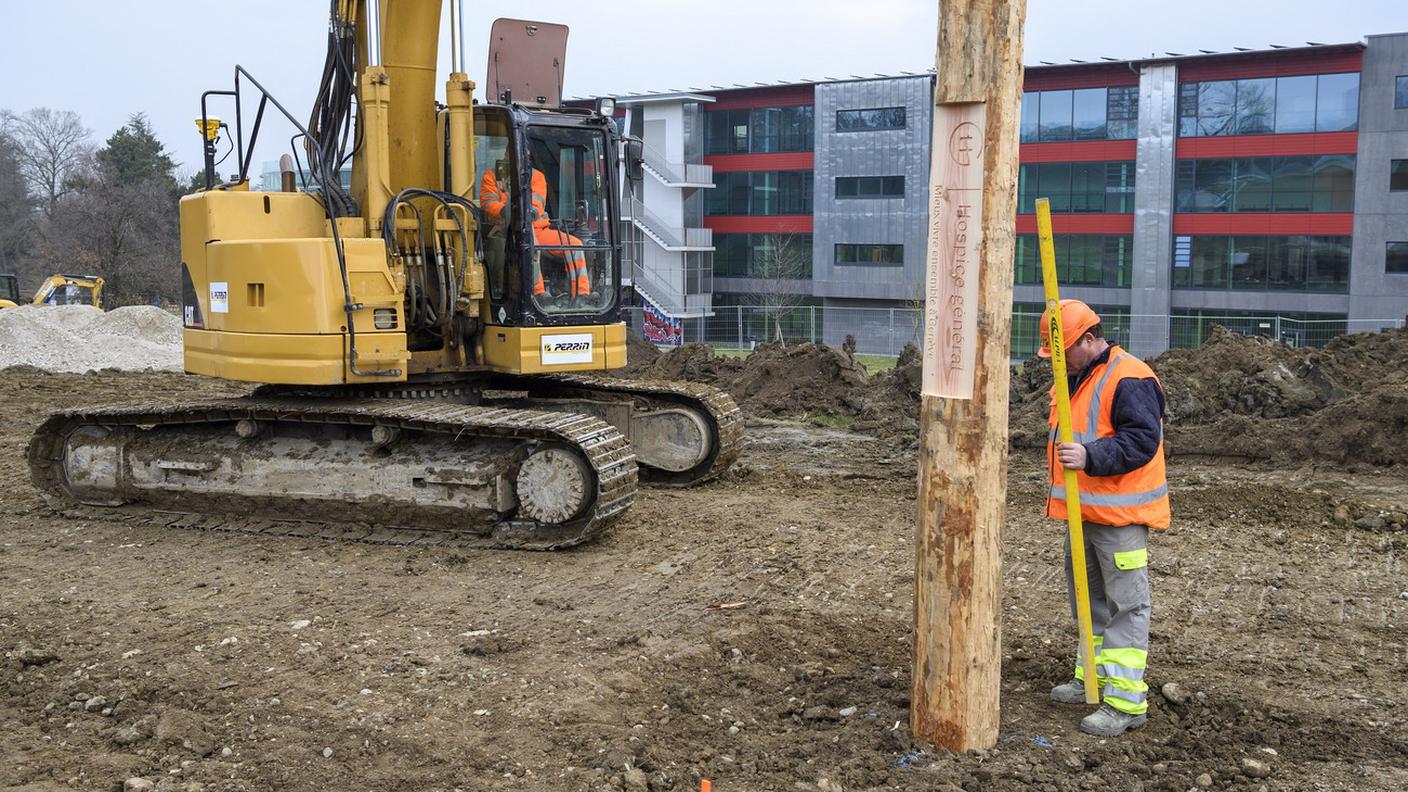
[0,129,33,275]
[2,108,92,218]
[37,158,177,304]
[746,233,812,345]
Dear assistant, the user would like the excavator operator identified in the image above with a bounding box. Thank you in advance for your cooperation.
[479,158,591,301]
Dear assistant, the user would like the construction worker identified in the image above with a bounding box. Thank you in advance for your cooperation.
[479,161,591,300]
[1040,300,1170,737]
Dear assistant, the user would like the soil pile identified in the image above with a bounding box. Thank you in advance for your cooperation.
[633,341,874,419]
[1162,325,1408,466]
[0,305,183,373]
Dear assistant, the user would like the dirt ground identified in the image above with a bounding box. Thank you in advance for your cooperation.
[1,367,1406,792]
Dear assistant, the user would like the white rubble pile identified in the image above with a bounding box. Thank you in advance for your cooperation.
[0,305,184,373]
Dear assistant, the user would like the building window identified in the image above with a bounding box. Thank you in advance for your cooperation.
[1013,234,1133,287]
[1018,161,1136,213]
[712,233,814,278]
[703,106,814,154]
[1177,73,1360,137]
[1388,242,1408,274]
[706,171,813,215]
[835,175,904,199]
[1174,155,1355,213]
[835,243,904,266]
[1171,235,1350,292]
[1392,160,1408,191]
[835,107,906,132]
[1397,76,1408,110]
[1020,86,1139,143]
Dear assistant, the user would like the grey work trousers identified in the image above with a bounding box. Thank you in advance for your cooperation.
[1064,521,1152,714]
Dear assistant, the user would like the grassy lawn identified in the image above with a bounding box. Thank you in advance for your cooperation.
[711,346,898,374]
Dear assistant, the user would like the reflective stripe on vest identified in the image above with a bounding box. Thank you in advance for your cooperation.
[1049,483,1169,506]
[1049,353,1132,444]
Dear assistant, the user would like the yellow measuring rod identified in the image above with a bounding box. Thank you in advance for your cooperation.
[1035,198,1100,705]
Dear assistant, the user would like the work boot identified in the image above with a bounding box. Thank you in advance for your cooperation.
[1079,704,1148,737]
[1050,679,1088,704]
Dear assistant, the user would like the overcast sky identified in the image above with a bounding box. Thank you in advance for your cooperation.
[1,1,1402,175]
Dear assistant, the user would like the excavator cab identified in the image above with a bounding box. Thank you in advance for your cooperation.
[32,275,105,309]
[475,106,620,328]
[0,274,20,308]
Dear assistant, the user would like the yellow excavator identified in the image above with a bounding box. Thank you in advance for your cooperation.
[0,274,105,309]
[27,0,740,549]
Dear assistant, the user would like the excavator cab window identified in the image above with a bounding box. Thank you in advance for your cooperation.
[0,275,18,303]
[474,107,515,304]
[522,124,616,318]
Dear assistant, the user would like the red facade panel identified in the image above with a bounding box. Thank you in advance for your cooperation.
[1015,215,1134,235]
[1171,213,1354,235]
[1020,140,1138,163]
[1177,47,1363,82]
[1023,65,1140,92]
[705,85,815,110]
[703,216,814,234]
[705,152,815,173]
[1175,132,1358,158]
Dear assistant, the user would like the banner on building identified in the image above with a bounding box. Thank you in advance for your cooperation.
[641,301,683,347]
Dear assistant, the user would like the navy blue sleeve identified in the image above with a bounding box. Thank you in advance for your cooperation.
[1082,378,1165,477]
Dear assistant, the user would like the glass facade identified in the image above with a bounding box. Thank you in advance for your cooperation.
[836,175,904,199]
[835,244,904,266]
[1178,73,1360,136]
[713,233,814,278]
[706,171,814,215]
[835,107,906,132]
[1014,234,1133,286]
[1174,155,1356,212]
[1171,235,1350,292]
[1017,161,1136,213]
[703,106,814,154]
[1019,86,1139,143]
[1398,76,1408,110]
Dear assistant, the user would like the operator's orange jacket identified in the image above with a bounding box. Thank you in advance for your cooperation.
[1046,346,1170,530]
[479,168,591,297]
[479,168,551,230]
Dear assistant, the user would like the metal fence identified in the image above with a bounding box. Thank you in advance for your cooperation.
[623,304,1406,360]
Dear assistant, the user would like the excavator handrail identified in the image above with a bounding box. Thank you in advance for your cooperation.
[200,66,321,192]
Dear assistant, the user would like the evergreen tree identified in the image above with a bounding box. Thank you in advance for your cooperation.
[96,113,179,198]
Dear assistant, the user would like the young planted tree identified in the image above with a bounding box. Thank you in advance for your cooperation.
[746,233,812,344]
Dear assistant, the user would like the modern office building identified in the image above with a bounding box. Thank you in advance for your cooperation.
[574,31,1408,357]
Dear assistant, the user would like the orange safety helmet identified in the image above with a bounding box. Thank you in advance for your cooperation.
[1037,300,1102,358]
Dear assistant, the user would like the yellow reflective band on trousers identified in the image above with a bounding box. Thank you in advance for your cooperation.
[1098,646,1148,715]
[1074,635,1105,680]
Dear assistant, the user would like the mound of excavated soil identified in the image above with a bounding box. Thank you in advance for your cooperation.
[0,305,183,373]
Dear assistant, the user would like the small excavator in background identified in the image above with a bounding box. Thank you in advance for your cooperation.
[0,273,105,309]
[27,0,741,549]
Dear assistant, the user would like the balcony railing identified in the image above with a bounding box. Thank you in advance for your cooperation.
[641,141,713,187]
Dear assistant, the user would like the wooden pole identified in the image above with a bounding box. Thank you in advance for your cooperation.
[912,0,1026,752]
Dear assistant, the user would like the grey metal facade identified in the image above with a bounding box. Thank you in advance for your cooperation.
[1350,32,1408,327]
[810,77,933,302]
[1127,62,1179,355]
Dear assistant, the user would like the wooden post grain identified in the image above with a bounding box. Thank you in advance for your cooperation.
[912,0,1026,752]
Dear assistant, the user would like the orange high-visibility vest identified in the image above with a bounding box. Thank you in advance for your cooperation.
[529,169,549,230]
[1046,345,1170,530]
[479,169,509,221]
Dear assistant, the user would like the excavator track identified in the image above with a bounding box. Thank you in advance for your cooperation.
[507,373,744,487]
[259,373,745,487]
[27,398,637,550]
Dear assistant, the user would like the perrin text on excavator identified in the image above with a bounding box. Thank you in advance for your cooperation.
[27,0,741,549]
